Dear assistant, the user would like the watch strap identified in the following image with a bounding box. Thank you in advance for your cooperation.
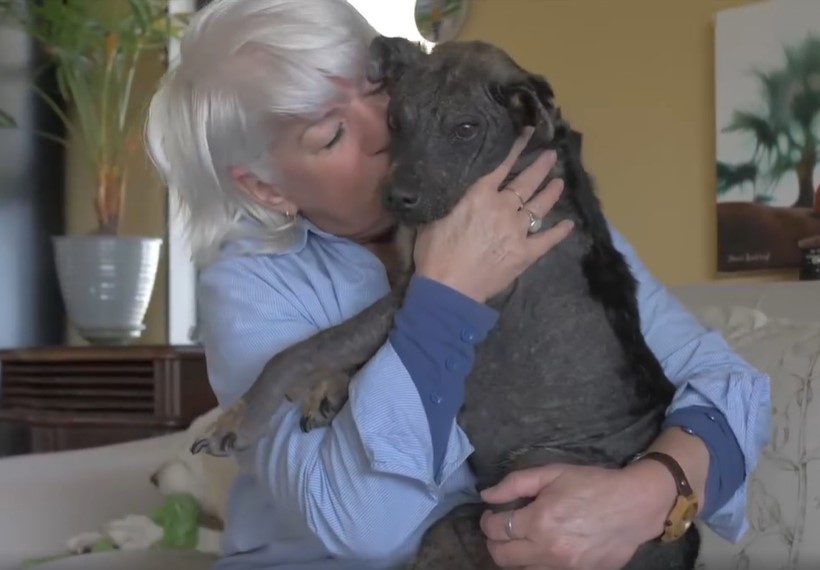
[636,451,694,499]
[632,451,699,542]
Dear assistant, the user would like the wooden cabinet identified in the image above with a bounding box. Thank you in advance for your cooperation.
[0,345,217,453]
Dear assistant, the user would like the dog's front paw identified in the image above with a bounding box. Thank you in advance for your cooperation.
[288,369,351,433]
[190,400,258,457]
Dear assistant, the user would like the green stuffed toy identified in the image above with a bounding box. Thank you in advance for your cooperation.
[151,492,201,549]
[23,493,203,567]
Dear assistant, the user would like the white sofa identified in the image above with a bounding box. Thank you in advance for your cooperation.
[0,280,817,570]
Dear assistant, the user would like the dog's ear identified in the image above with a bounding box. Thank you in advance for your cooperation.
[492,73,566,141]
[367,36,426,85]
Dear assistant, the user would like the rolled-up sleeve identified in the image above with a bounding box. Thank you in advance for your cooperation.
[197,258,483,560]
[609,225,771,543]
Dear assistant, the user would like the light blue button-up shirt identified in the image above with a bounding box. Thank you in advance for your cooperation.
[197,217,770,570]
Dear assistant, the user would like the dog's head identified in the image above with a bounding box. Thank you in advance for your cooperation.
[369,37,570,225]
[149,407,238,523]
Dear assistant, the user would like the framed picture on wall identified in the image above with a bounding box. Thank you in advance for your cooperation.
[714,0,820,273]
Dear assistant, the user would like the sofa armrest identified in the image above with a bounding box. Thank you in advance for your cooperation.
[0,432,187,568]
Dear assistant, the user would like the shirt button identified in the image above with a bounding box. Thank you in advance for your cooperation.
[461,328,478,343]
[682,426,696,436]
[430,393,443,405]
[707,413,716,422]
[445,357,461,371]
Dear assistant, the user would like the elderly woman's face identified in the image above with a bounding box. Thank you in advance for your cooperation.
[266,78,393,242]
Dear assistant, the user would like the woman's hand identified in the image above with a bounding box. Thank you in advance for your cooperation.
[478,461,679,570]
[413,127,574,303]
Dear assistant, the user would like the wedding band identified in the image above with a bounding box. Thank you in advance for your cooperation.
[524,207,543,234]
[504,510,517,540]
[503,187,526,209]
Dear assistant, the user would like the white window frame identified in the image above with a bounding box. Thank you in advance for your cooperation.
[166,0,199,345]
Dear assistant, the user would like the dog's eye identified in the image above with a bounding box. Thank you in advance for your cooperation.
[454,122,478,140]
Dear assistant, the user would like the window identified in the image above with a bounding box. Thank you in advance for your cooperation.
[345,0,430,45]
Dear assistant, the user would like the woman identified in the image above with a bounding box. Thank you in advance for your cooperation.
[145,0,770,569]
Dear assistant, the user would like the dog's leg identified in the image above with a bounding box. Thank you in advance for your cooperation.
[191,227,417,456]
[285,224,418,434]
[191,291,404,456]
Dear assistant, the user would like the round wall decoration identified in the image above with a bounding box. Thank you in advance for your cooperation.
[414,0,470,44]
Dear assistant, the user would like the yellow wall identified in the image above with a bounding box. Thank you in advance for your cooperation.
[65,1,167,345]
[61,0,798,345]
[460,0,796,284]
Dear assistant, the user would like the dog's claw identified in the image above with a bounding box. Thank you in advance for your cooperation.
[221,432,237,452]
[319,397,333,417]
[190,438,210,455]
[189,400,255,457]
[298,372,351,433]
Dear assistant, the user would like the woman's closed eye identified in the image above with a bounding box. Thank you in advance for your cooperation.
[365,81,386,96]
[324,122,345,149]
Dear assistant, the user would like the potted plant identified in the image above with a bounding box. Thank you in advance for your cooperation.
[0,0,187,344]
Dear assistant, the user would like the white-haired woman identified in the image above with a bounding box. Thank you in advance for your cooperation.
[145,1,769,569]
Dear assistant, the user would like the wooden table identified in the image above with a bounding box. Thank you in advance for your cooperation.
[0,345,217,453]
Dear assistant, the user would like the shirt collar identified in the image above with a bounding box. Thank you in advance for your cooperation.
[216,214,346,260]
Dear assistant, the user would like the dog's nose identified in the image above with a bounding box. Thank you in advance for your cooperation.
[150,472,159,487]
[385,187,420,212]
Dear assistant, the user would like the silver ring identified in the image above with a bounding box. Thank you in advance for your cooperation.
[524,208,542,234]
[504,510,517,540]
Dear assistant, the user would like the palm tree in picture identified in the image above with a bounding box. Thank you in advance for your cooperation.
[715,33,820,272]
[721,34,820,211]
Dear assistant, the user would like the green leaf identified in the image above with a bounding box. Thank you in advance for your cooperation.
[0,108,16,128]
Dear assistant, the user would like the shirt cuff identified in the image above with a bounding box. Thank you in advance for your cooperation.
[662,405,746,518]
[389,275,499,477]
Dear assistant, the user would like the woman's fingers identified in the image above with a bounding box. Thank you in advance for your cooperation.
[523,177,564,218]
[502,149,557,205]
[527,218,575,257]
[480,127,535,190]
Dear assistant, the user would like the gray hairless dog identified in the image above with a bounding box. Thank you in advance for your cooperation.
[192,37,700,570]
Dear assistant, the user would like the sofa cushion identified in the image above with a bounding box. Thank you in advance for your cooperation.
[34,550,217,570]
[692,310,820,570]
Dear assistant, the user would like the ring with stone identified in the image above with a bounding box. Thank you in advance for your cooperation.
[524,207,542,234]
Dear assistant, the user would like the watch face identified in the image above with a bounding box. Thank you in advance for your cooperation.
[414,0,470,43]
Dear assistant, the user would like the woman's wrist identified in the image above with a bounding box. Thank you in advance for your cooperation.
[414,266,487,303]
[621,426,710,541]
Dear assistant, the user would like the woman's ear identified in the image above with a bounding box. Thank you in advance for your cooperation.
[230,165,297,215]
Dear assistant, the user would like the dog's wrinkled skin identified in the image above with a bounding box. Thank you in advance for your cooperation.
[191,37,700,569]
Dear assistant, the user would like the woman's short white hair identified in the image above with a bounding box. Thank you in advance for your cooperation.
[145,0,379,266]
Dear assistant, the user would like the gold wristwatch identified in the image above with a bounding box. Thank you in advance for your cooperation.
[631,451,699,542]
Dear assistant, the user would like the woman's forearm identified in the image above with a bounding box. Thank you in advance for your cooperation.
[389,274,499,473]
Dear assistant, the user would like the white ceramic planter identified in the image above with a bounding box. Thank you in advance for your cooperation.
[52,235,162,345]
